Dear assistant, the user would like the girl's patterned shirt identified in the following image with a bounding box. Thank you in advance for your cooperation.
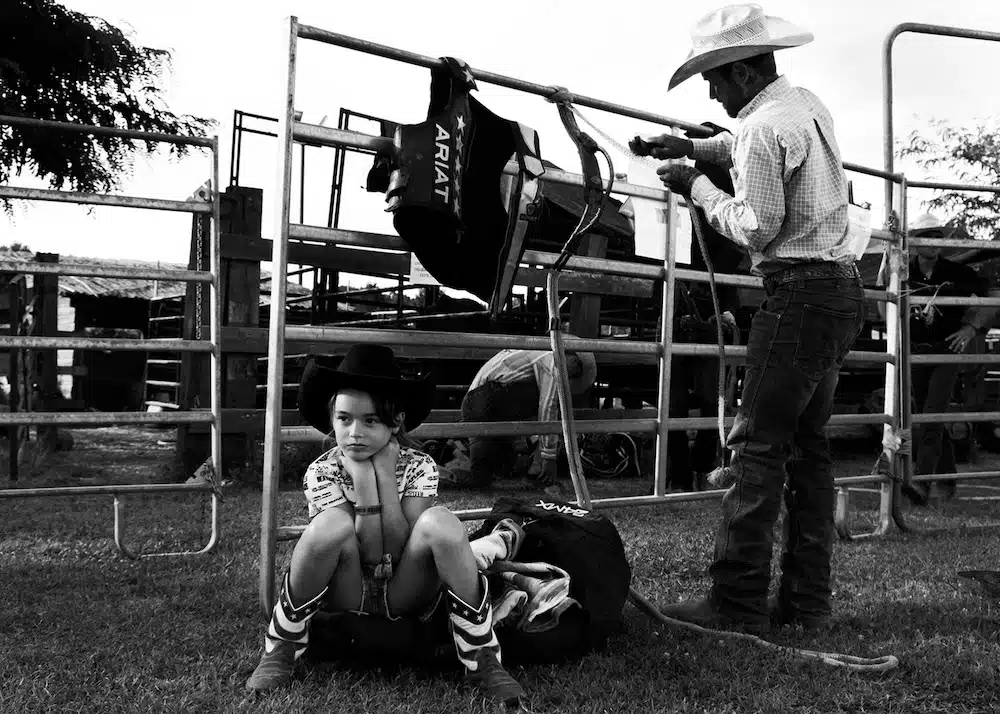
[302,445,439,519]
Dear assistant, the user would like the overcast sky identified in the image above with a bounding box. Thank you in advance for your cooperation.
[4,0,1000,271]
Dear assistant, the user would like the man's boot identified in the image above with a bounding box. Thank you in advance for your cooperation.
[446,572,526,708]
[246,570,328,692]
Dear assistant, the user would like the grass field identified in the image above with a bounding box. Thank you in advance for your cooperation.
[2,426,1000,714]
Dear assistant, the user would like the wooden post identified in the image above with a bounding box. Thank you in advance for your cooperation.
[326,270,339,322]
[568,233,608,339]
[220,186,263,480]
[312,267,337,324]
[396,274,405,320]
[7,279,20,481]
[34,253,60,451]
[568,232,607,409]
[178,186,264,479]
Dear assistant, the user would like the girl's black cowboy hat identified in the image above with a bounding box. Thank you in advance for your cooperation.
[297,344,436,434]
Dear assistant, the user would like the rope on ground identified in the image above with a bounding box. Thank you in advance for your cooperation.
[627,588,899,673]
[543,102,899,673]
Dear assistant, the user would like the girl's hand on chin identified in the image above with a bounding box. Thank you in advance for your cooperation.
[372,438,401,480]
[337,451,376,483]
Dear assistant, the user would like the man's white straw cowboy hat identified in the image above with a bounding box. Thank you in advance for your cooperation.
[668,4,814,90]
[908,212,956,237]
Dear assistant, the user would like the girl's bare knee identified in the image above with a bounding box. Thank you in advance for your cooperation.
[298,508,356,558]
[412,505,465,549]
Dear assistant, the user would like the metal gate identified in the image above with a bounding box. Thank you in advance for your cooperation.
[880,24,1000,529]
[257,17,900,614]
[0,115,223,559]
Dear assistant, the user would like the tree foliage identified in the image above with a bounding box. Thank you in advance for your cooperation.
[0,0,215,197]
[0,243,32,252]
[898,119,1000,241]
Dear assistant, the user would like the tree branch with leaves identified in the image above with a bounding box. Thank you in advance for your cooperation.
[897,119,1000,241]
[0,0,215,201]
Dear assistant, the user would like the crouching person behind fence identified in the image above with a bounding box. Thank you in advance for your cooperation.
[246,344,526,708]
[460,345,597,489]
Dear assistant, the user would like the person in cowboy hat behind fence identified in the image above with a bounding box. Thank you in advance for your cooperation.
[246,344,528,709]
[903,213,994,505]
[630,4,866,632]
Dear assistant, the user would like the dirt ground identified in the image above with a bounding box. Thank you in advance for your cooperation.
[0,425,181,487]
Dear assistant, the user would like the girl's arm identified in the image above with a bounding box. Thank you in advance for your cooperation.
[339,455,384,566]
[397,451,438,542]
[372,439,411,563]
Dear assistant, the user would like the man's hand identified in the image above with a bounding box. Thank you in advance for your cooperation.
[630,134,693,160]
[657,163,704,196]
[947,324,978,353]
[716,310,739,337]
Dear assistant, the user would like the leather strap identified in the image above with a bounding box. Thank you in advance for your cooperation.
[547,92,614,272]
[490,171,541,318]
[488,121,544,319]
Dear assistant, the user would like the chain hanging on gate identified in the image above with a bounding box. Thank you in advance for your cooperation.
[188,215,206,410]
[195,215,204,342]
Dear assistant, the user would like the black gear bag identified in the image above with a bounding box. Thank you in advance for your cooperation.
[472,496,632,663]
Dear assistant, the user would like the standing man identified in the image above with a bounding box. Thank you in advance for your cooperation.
[634,4,866,631]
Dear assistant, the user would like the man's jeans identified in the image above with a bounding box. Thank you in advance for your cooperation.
[708,262,866,623]
[911,356,961,493]
[913,364,960,474]
[461,380,542,486]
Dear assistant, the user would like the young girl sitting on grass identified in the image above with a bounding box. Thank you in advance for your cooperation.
[246,344,525,708]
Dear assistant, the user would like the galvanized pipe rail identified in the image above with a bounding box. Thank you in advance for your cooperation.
[259,18,902,615]
[0,185,211,214]
[294,124,903,247]
[281,411,890,444]
[0,114,224,560]
[284,221,897,302]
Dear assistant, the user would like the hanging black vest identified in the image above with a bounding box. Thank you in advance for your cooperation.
[368,57,544,317]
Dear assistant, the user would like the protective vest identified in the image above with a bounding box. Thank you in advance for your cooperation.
[369,57,544,317]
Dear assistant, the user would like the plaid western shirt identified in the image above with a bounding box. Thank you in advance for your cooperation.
[469,349,561,460]
[688,76,855,277]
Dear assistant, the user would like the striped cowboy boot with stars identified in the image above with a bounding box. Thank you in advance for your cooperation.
[446,572,526,707]
[246,570,328,692]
